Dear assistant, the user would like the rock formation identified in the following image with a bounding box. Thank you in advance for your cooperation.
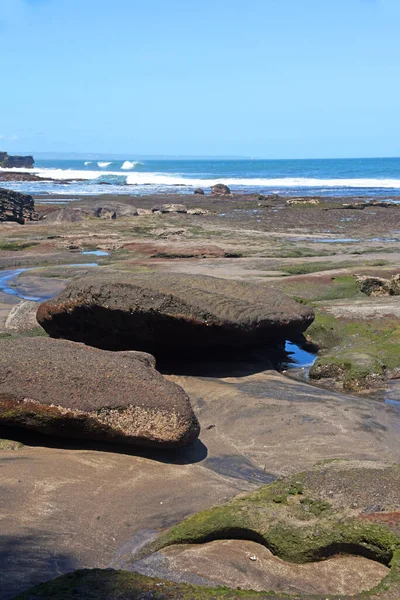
[0,188,37,223]
[0,151,34,168]
[0,337,199,448]
[37,272,314,354]
[211,183,231,195]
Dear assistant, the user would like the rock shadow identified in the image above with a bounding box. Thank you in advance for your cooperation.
[0,426,208,465]
[0,531,77,600]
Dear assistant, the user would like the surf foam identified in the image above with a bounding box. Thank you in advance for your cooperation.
[121,160,141,170]
[97,161,112,167]
[3,167,400,189]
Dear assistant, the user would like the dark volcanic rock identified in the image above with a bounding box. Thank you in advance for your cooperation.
[0,337,199,448]
[0,188,37,223]
[194,188,205,195]
[0,151,34,168]
[37,272,314,354]
[0,171,43,182]
[211,183,231,196]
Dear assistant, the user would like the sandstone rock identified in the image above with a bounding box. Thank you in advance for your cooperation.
[37,272,314,354]
[152,204,188,214]
[92,203,138,218]
[43,208,88,224]
[5,300,39,333]
[0,151,34,168]
[287,198,320,205]
[0,337,199,448]
[356,275,400,297]
[194,188,205,195]
[187,208,209,215]
[211,183,231,196]
[0,188,37,224]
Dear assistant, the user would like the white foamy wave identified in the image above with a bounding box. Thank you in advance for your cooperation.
[97,161,112,167]
[84,161,92,166]
[2,167,400,189]
[121,160,141,170]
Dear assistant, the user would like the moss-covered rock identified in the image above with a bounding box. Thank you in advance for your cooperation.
[13,462,400,599]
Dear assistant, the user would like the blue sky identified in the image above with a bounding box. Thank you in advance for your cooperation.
[1,0,400,158]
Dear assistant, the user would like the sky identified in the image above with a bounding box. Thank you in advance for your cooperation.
[1,0,400,158]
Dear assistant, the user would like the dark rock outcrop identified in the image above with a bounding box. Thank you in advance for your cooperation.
[37,272,314,355]
[211,183,231,195]
[0,188,37,223]
[0,337,199,448]
[356,274,400,296]
[194,188,205,195]
[0,152,34,168]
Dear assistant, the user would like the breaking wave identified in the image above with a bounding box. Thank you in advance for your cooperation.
[84,161,92,166]
[121,160,142,170]
[3,167,400,189]
[97,161,112,167]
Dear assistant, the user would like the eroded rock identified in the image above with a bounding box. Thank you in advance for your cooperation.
[0,337,199,448]
[36,272,314,354]
[0,188,37,224]
[211,183,231,195]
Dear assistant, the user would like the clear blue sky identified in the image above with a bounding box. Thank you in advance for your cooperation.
[1,0,400,158]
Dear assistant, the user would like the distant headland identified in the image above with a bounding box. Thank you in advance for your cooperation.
[0,151,34,168]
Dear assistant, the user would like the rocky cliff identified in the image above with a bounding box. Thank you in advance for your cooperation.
[0,152,34,168]
[0,188,37,223]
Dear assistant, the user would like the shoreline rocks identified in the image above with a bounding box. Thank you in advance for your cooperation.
[0,337,200,448]
[0,188,37,223]
[36,272,314,354]
[211,183,231,196]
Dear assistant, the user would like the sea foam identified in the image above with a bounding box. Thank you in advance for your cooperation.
[3,167,400,189]
[121,160,141,170]
[84,161,92,166]
[97,161,112,167]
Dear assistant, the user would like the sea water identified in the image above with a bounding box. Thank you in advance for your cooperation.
[2,156,400,199]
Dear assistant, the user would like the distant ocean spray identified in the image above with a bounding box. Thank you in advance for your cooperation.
[2,157,400,198]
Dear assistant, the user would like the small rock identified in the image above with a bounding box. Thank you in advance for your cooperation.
[152,204,188,214]
[194,188,205,195]
[187,208,209,215]
[5,301,40,333]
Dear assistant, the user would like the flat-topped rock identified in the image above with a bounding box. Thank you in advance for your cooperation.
[0,337,199,448]
[37,272,314,354]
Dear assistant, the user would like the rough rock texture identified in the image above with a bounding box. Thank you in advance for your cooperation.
[357,274,400,296]
[132,461,400,599]
[36,272,314,354]
[42,208,88,224]
[211,183,231,195]
[5,300,40,333]
[0,337,199,448]
[194,188,205,194]
[0,152,34,168]
[0,188,37,224]
[152,204,188,214]
[187,208,209,215]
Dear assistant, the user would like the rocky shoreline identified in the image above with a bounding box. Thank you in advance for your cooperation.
[0,187,400,599]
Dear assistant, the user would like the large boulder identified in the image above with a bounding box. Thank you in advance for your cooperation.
[211,183,231,196]
[0,337,199,448]
[37,273,314,354]
[0,188,37,224]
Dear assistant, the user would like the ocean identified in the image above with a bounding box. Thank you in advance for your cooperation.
[2,156,400,199]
